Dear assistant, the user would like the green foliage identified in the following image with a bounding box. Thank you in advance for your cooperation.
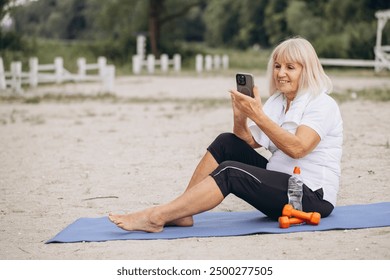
[0,0,9,20]
[346,22,377,59]
[158,0,207,53]
[314,34,350,59]
[0,32,34,64]
[203,0,269,48]
[33,39,96,71]
[264,0,289,45]
[2,0,390,64]
[286,1,323,42]
[203,0,239,47]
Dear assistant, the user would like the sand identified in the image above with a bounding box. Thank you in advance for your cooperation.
[0,74,389,260]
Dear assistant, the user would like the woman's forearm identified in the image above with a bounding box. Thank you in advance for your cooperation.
[252,112,318,159]
[233,117,260,148]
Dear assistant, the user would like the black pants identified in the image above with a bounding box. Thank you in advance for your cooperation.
[207,133,334,220]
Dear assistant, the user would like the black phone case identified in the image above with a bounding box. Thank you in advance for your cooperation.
[236,73,254,97]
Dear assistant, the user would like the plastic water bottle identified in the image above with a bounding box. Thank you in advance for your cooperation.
[287,166,303,211]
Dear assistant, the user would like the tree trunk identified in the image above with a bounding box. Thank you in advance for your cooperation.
[148,0,164,56]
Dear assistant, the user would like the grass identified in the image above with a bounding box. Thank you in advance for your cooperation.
[1,38,99,74]
[1,87,389,105]
[35,40,99,73]
[180,42,271,73]
[332,88,390,103]
[2,39,272,76]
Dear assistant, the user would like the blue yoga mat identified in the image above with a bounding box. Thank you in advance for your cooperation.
[46,202,390,243]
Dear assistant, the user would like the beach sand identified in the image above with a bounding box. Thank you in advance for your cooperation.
[0,74,389,260]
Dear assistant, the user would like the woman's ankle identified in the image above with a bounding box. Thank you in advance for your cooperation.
[168,216,194,227]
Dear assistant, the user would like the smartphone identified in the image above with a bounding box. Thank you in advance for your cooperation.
[236,73,254,97]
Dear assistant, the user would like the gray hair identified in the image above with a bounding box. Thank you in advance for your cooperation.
[266,37,333,96]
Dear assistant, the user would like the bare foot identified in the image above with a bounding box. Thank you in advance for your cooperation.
[108,208,164,233]
[167,216,194,227]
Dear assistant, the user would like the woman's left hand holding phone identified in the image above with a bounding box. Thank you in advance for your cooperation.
[229,85,263,122]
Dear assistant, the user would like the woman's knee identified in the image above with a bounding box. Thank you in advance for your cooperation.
[207,133,238,163]
[209,133,243,153]
[213,132,238,146]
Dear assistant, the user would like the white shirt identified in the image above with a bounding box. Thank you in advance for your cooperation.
[248,92,343,206]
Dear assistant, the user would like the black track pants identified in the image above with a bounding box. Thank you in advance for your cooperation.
[207,133,334,220]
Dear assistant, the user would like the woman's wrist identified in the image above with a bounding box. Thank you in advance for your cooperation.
[234,113,247,124]
[248,109,264,126]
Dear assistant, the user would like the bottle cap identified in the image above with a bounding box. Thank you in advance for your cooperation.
[293,166,301,174]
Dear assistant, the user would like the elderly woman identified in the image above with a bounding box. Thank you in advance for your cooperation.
[109,37,343,232]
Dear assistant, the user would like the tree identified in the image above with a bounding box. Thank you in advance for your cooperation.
[264,0,289,46]
[6,0,390,61]
[1,0,25,52]
[148,0,205,56]
[0,0,10,22]
[203,0,240,47]
[66,0,87,40]
[285,1,322,42]
[203,0,270,49]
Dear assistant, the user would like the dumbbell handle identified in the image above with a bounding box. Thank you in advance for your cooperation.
[278,216,304,228]
[282,204,321,225]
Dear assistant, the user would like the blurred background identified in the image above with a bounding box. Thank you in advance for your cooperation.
[1,0,390,74]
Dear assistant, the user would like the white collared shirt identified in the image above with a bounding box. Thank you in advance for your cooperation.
[248,92,343,206]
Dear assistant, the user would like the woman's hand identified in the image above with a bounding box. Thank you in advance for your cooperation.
[230,91,247,123]
[229,86,262,148]
[229,85,263,122]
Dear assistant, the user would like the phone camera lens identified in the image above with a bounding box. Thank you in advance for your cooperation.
[237,75,246,85]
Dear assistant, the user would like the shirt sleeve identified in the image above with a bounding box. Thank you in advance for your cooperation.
[300,95,339,139]
[248,120,270,148]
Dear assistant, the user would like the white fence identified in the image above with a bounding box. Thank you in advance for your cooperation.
[132,34,181,74]
[132,52,230,74]
[195,54,229,73]
[0,56,115,93]
[132,35,229,74]
[319,57,390,71]
[132,53,181,74]
[320,58,378,68]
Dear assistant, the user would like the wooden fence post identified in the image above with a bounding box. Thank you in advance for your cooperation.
[102,65,115,93]
[222,54,229,69]
[205,55,212,71]
[195,54,203,73]
[136,35,146,61]
[29,57,38,87]
[213,55,221,70]
[147,54,155,74]
[132,55,142,74]
[173,54,181,72]
[0,57,6,90]
[54,57,63,84]
[98,56,107,78]
[161,54,169,72]
[77,57,86,79]
[10,61,22,93]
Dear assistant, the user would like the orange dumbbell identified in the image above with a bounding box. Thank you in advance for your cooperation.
[282,204,321,225]
[278,216,305,228]
[278,214,318,228]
